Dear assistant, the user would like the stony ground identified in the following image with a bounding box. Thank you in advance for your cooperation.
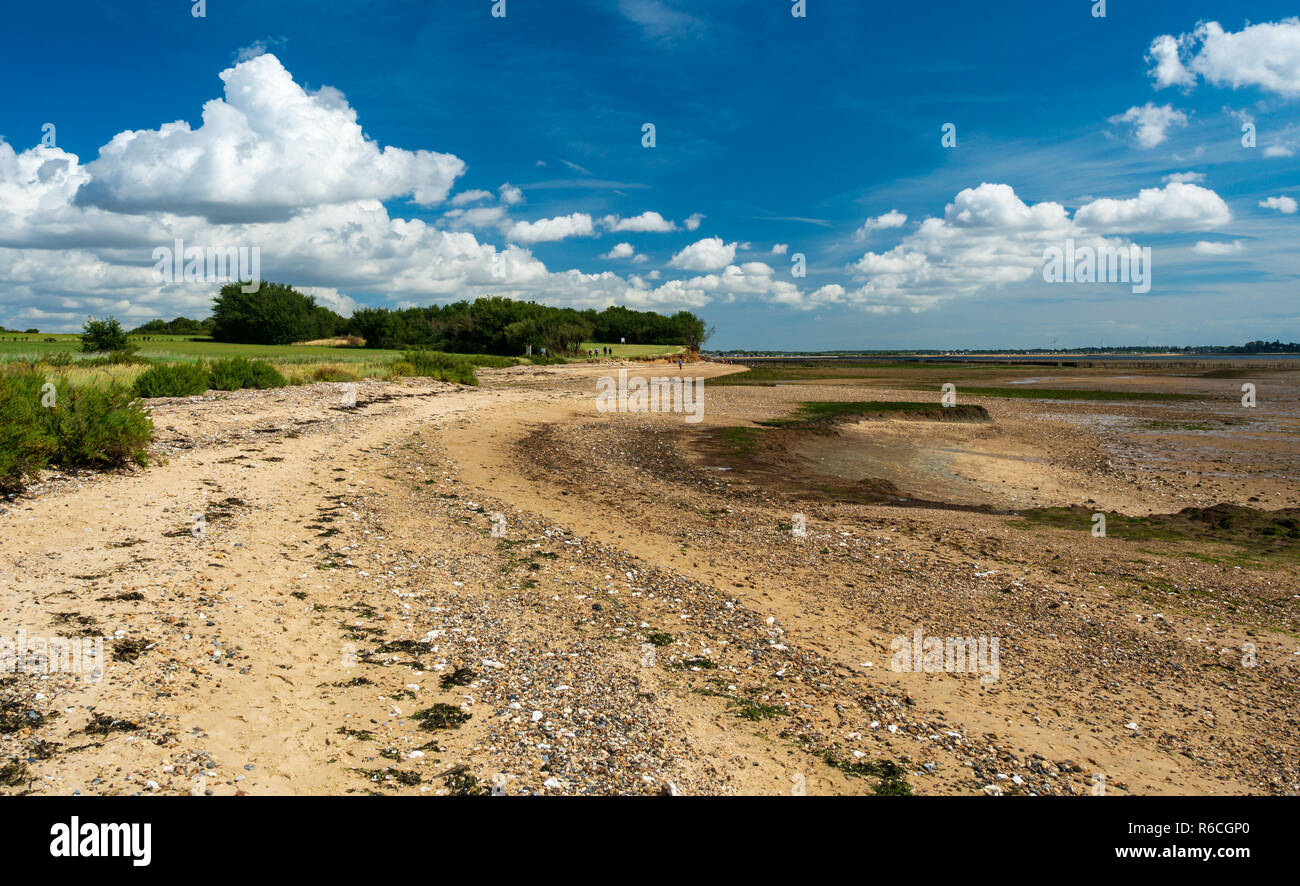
[1,361,1296,795]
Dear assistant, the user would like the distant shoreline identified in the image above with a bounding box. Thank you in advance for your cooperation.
[709,352,1300,364]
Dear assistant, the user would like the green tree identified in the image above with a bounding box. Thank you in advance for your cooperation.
[673,311,711,351]
[211,281,345,345]
[80,316,131,353]
[130,316,210,336]
[342,296,703,355]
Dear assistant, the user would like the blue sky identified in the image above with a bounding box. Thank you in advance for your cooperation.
[0,0,1297,348]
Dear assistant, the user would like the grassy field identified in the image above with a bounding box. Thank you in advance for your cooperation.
[0,335,405,388]
[0,333,683,391]
[0,333,404,363]
[578,341,682,359]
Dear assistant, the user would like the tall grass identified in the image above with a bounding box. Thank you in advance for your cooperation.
[278,361,394,385]
[4,342,492,398]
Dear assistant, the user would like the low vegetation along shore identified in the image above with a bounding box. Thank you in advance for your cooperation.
[0,292,689,493]
[0,341,683,493]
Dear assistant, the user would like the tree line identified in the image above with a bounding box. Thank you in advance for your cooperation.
[129,316,215,336]
[146,282,711,355]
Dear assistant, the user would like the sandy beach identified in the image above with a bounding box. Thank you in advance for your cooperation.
[1,359,1297,795]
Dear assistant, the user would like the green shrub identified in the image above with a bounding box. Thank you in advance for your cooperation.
[311,365,358,383]
[528,354,566,366]
[401,351,478,385]
[1,371,153,490]
[387,361,414,378]
[133,363,210,398]
[80,316,132,353]
[207,357,287,391]
[82,350,152,367]
[45,381,152,469]
[40,352,74,367]
[460,354,517,369]
[0,370,57,493]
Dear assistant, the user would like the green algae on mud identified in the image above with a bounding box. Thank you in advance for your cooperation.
[823,752,914,796]
[111,637,150,662]
[411,703,471,730]
[439,666,477,689]
[699,404,1002,509]
[0,760,28,787]
[1137,419,1239,432]
[716,426,760,457]
[443,767,488,795]
[757,401,990,428]
[82,713,139,735]
[694,683,789,721]
[708,360,1025,386]
[644,630,674,647]
[1011,504,1300,565]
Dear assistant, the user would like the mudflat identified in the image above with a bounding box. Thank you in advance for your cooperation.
[1,359,1296,795]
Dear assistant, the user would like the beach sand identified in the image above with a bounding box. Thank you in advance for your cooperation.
[1,360,1296,795]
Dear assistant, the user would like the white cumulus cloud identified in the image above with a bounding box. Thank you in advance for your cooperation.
[1193,240,1244,255]
[602,211,677,233]
[75,54,465,221]
[1073,182,1231,232]
[841,181,1233,312]
[506,213,596,244]
[0,55,834,328]
[1148,19,1300,96]
[441,206,507,228]
[1110,103,1188,148]
[450,189,493,206]
[669,236,737,271]
[853,209,908,240]
[603,242,647,261]
[1260,195,1298,214]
